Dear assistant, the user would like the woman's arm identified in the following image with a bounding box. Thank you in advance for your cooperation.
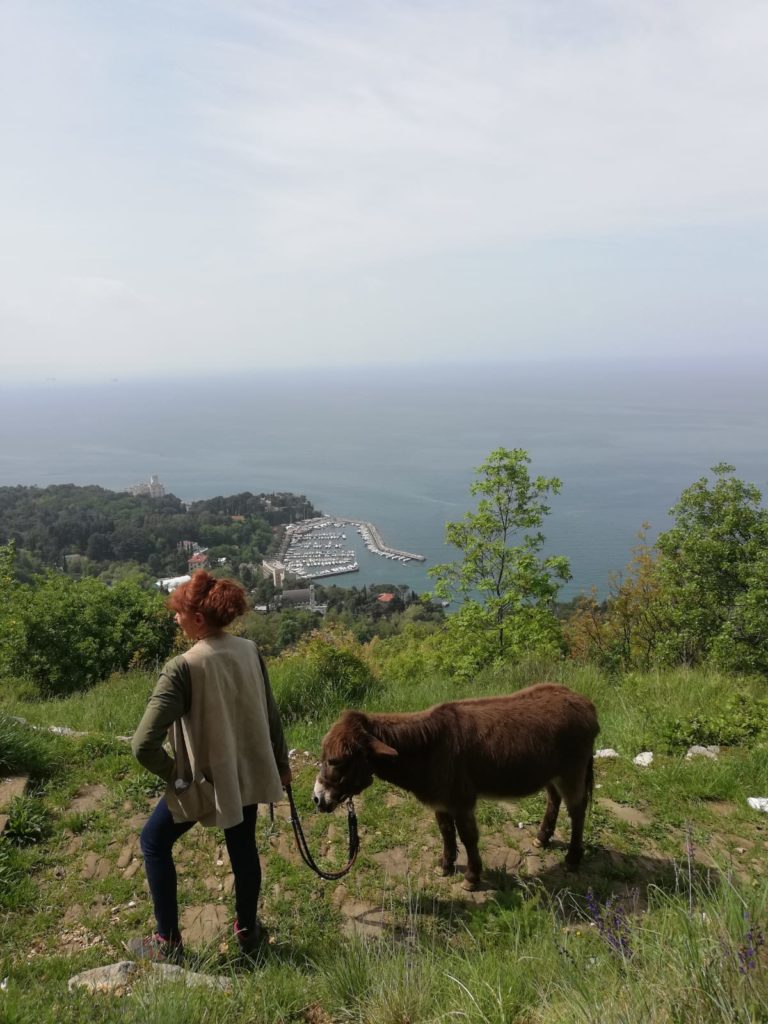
[131,658,191,782]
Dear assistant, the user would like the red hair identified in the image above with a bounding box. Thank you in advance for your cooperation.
[169,571,248,628]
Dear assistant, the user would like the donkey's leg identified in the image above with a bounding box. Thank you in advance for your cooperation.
[534,784,562,849]
[557,767,590,869]
[435,810,458,876]
[454,809,482,890]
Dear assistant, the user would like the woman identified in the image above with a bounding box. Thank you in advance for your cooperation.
[127,571,291,962]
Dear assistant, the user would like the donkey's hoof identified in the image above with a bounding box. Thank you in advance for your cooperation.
[437,863,456,877]
[462,877,481,892]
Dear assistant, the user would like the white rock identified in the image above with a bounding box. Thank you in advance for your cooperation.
[288,748,297,757]
[685,745,720,760]
[633,752,654,767]
[68,961,232,995]
[747,797,768,814]
[68,961,138,994]
[595,748,620,759]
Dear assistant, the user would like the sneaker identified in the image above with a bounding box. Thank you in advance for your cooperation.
[124,932,184,964]
[233,919,269,956]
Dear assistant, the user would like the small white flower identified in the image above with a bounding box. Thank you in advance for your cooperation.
[1,978,8,992]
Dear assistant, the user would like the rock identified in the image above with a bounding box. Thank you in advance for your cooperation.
[339,899,393,939]
[68,961,138,994]
[49,726,88,738]
[372,846,411,877]
[595,749,620,759]
[179,902,229,944]
[67,960,232,995]
[747,797,768,814]
[633,752,654,768]
[81,853,112,881]
[145,963,232,991]
[685,745,720,760]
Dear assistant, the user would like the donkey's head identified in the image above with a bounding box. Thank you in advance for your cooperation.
[313,711,397,812]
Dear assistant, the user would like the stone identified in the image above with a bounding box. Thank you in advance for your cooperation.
[179,903,229,944]
[339,900,393,939]
[67,960,232,996]
[81,852,112,881]
[372,846,411,877]
[686,745,720,760]
[68,961,138,994]
[116,844,136,869]
[747,797,768,814]
[123,860,141,880]
[595,749,620,759]
[633,752,654,768]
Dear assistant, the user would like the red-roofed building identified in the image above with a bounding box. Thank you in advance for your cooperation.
[376,592,395,603]
[188,551,209,571]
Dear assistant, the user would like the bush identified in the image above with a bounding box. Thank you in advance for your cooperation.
[2,573,176,695]
[270,628,376,723]
[663,692,768,750]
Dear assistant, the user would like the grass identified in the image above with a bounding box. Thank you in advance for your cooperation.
[0,660,766,1022]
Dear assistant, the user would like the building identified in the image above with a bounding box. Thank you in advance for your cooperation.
[261,559,287,588]
[155,574,191,592]
[128,474,166,498]
[188,550,209,572]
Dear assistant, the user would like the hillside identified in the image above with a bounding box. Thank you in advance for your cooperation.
[1,661,766,1023]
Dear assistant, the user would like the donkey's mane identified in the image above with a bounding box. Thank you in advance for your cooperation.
[366,707,451,753]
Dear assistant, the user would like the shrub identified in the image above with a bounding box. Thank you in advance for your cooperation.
[663,692,768,750]
[2,573,176,695]
[271,627,376,723]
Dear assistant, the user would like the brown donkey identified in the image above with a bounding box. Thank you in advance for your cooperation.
[313,683,599,889]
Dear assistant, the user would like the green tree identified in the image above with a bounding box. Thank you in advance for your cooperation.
[429,448,570,674]
[655,463,768,669]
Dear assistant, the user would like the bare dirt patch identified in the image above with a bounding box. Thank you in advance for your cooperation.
[67,784,109,815]
[598,797,653,827]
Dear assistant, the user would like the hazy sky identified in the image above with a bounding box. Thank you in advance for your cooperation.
[2,0,767,380]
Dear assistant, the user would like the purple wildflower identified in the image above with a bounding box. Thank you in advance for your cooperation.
[585,888,634,959]
[737,912,765,975]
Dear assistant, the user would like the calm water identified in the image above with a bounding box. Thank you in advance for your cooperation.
[2,360,766,598]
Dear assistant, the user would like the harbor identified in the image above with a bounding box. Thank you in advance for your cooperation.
[278,516,426,581]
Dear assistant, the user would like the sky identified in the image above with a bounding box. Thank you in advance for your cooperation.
[1,0,767,381]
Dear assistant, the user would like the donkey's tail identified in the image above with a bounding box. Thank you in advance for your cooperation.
[585,754,595,811]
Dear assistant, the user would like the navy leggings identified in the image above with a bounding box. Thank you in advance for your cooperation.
[140,798,261,940]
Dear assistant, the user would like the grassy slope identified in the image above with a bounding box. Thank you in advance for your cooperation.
[1,663,767,1023]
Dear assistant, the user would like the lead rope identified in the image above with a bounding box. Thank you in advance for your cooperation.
[278,784,360,881]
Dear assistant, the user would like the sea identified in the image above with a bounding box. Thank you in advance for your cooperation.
[1,359,766,600]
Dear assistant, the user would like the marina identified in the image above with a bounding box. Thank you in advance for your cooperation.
[279,516,426,581]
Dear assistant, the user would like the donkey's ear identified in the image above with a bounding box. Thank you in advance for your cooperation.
[367,736,398,758]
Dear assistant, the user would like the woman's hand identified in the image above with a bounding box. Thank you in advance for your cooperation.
[280,767,293,787]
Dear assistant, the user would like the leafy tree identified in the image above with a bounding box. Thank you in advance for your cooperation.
[429,448,570,674]
[655,463,768,670]
[564,526,666,672]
